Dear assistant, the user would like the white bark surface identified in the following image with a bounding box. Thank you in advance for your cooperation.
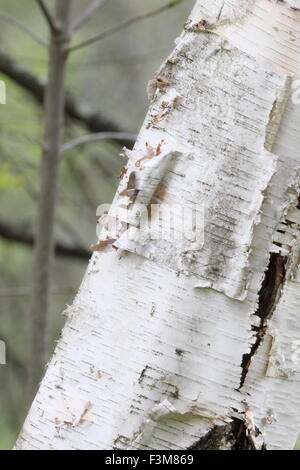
[16,0,300,450]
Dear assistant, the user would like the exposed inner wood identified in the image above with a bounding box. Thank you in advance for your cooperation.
[187,419,267,450]
[240,253,288,389]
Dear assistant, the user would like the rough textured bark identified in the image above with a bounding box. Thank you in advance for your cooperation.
[28,0,72,400]
[17,0,300,450]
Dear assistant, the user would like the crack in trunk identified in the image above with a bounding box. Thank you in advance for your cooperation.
[239,252,288,389]
[187,419,266,450]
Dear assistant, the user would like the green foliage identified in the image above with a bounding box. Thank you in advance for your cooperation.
[0,163,23,189]
[169,0,185,6]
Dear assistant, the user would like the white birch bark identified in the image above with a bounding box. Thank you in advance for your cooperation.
[16,0,300,450]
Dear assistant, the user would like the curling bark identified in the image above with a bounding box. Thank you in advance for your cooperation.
[28,1,72,400]
[18,0,300,450]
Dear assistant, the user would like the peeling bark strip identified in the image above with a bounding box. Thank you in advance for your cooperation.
[230,417,266,450]
[114,30,289,301]
[16,1,300,450]
[241,191,300,387]
[240,253,288,388]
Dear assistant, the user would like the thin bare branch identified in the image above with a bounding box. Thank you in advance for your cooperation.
[0,52,133,147]
[68,1,179,53]
[72,0,109,32]
[61,131,137,154]
[36,0,57,32]
[0,11,47,46]
[0,287,77,297]
[0,220,90,260]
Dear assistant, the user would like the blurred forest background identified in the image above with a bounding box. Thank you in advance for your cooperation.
[0,0,299,451]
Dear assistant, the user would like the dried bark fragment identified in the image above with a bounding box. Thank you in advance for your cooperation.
[90,238,117,252]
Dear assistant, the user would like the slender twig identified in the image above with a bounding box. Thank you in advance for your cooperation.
[68,2,179,53]
[61,131,137,154]
[0,287,77,297]
[72,0,109,32]
[0,220,90,260]
[36,0,58,32]
[0,11,47,46]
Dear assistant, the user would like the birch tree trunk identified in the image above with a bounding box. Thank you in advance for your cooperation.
[16,0,300,450]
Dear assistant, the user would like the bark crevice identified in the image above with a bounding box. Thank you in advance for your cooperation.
[187,419,266,450]
[239,253,288,389]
